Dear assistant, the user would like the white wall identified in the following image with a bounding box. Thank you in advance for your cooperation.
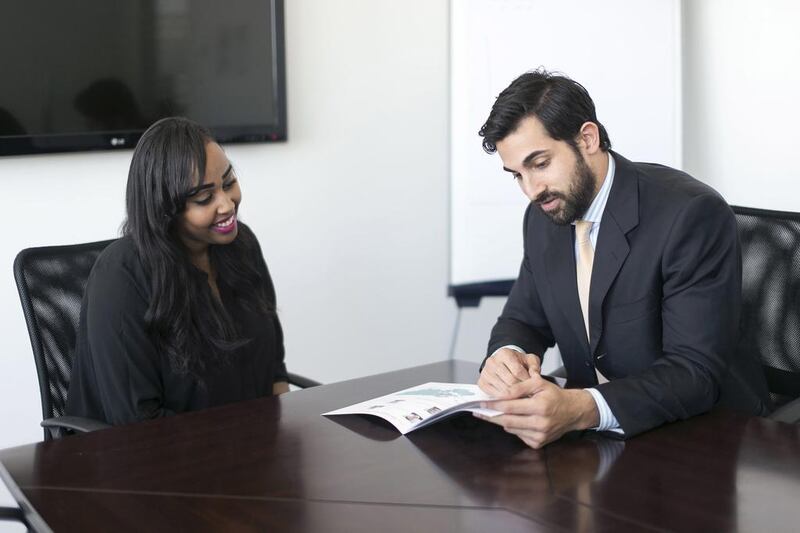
[0,0,509,451]
[683,0,800,209]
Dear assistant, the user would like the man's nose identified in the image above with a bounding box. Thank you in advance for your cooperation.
[520,176,544,202]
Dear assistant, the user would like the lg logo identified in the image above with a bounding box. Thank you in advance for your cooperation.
[110,137,126,146]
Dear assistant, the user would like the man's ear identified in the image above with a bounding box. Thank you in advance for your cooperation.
[576,122,601,155]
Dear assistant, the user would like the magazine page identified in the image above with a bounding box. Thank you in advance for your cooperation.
[323,382,503,435]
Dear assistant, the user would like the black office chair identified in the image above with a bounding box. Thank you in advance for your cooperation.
[14,239,115,440]
[733,206,800,423]
[0,507,26,529]
[14,239,321,441]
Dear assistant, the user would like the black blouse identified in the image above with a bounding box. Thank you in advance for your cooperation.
[65,228,287,426]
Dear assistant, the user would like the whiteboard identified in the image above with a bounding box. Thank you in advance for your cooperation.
[450,0,682,287]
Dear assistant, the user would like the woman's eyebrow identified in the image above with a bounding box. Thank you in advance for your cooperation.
[185,182,215,198]
[221,164,233,181]
[185,164,234,197]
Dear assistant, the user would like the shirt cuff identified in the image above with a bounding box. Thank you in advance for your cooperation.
[491,345,526,357]
[584,388,624,434]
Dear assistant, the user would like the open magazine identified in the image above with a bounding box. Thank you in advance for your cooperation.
[322,382,504,435]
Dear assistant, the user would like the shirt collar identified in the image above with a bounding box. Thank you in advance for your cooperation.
[577,153,615,225]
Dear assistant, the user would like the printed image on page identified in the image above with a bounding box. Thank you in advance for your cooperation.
[323,382,503,435]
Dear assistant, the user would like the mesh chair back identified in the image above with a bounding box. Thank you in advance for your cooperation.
[733,206,800,407]
[13,240,115,424]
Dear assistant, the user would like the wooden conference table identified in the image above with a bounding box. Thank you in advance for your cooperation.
[2,360,800,532]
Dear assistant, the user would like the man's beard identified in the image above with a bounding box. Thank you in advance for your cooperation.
[534,150,597,225]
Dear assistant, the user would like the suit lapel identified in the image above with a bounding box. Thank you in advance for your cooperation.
[589,153,639,355]
[543,224,589,351]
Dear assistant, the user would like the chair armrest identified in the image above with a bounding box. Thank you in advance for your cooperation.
[0,506,25,523]
[769,397,800,424]
[41,415,111,435]
[287,372,321,389]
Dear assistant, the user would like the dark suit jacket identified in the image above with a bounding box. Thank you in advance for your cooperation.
[486,152,771,437]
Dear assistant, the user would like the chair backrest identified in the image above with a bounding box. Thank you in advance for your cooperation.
[732,206,800,407]
[13,240,116,428]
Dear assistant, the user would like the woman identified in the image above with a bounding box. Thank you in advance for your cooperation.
[66,117,289,426]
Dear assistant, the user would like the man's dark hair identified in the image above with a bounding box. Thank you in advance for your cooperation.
[479,68,611,154]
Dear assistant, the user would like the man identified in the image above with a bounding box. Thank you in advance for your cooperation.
[474,69,770,449]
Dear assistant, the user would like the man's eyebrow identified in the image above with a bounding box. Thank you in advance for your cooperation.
[502,150,549,173]
[521,149,548,167]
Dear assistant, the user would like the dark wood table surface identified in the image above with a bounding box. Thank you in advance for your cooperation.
[2,360,800,532]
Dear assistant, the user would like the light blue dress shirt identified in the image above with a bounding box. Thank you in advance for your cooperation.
[573,155,622,433]
[496,153,623,434]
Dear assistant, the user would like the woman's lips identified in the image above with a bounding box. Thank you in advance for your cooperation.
[212,213,237,234]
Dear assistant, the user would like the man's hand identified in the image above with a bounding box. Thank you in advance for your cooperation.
[478,348,541,398]
[476,373,600,449]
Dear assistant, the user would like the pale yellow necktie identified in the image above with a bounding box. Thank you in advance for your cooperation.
[575,220,608,384]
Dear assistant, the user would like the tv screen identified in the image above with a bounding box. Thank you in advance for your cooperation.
[0,0,286,156]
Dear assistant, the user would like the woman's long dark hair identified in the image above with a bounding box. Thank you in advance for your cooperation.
[123,117,272,377]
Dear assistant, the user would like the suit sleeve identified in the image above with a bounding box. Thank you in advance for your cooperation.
[484,204,556,369]
[84,259,174,425]
[597,193,741,437]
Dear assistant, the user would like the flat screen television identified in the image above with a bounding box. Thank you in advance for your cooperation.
[0,0,286,156]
